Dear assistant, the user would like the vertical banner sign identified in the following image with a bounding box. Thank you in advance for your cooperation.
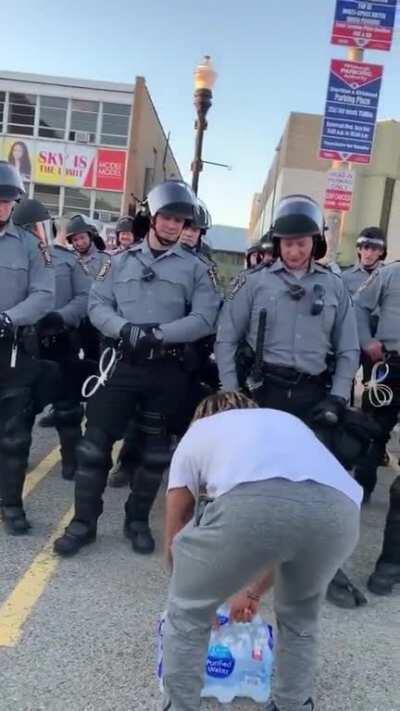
[332,0,398,52]
[319,59,383,164]
[324,170,355,211]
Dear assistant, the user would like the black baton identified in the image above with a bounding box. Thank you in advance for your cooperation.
[246,308,267,392]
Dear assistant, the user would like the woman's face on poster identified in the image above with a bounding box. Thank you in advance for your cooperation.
[12,143,24,160]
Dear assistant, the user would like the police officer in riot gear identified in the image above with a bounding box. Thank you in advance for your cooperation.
[66,214,109,362]
[343,227,386,296]
[115,215,136,251]
[13,199,91,481]
[354,263,400,595]
[245,235,274,270]
[0,163,55,534]
[54,180,221,557]
[216,194,359,420]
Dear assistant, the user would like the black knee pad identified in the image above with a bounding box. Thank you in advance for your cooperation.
[138,411,171,470]
[77,428,112,470]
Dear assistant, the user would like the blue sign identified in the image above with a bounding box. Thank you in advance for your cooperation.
[332,0,398,51]
[320,59,383,164]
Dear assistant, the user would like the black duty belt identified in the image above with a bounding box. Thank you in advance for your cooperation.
[121,344,184,365]
[262,362,328,387]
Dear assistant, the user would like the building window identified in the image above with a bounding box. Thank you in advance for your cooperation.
[39,96,68,140]
[63,187,91,216]
[33,184,61,215]
[0,92,5,132]
[100,102,130,146]
[69,99,98,143]
[93,190,122,222]
[8,93,37,136]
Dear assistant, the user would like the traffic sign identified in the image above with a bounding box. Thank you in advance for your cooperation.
[319,59,383,164]
[324,170,354,211]
[332,0,398,52]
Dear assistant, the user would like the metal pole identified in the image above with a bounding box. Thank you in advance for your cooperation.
[325,47,364,263]
[191,88,212,195]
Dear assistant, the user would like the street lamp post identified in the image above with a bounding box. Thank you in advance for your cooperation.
[191,55,217,195]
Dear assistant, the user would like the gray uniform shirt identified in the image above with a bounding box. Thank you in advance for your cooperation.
[88,239,221,342]
[52,245,90,328]
[342,263,380,296]
[0,222,54,326]
[76,243,110,282]
[215,258,359,400]
[354,261,400,352]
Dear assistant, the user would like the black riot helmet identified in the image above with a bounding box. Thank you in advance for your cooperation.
[13,198,55,245]
[0,161,25,201]
[190,199,212,234]
[65,213,105,251]
[271,194,327,260]
[115,215,135,247]
[147,180,198,222]
[356,226,386,261]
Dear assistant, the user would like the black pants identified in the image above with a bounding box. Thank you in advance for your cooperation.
[79,318,101,362]
[0,344,40,508]
[354,362,400,496]
[253,375,326,424]
[73,359,189,526]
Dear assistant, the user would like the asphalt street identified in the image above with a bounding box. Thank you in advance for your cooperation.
[0,423,399,711]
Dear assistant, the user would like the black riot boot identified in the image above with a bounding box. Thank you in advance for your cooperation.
[54,402,83,481]
[368,476,400,596]
[124,465,162,554]
[1,506,31,535]
[53,429,112,557]
[0,387,34,535]
[326,568,367,609]
[124,410,171,554]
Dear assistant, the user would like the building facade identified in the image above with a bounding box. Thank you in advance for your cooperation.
[249,112,400,265]
[0,71,181,239]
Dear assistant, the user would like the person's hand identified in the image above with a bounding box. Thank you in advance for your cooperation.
[119,323,162,358]
[228,590,260,623]
[363,339,384,364]
[310,395,346,426]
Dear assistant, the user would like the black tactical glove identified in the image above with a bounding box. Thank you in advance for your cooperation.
[119,323,163,360]
[310,394,346,426]
[0,312,14,339]
[38,312,65,337]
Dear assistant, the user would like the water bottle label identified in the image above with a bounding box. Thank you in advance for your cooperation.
[207,644,235,678]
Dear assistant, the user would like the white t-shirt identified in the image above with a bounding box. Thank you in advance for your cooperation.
[168,409,362,508]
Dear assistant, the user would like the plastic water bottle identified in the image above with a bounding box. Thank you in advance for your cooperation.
[201,605,273,703]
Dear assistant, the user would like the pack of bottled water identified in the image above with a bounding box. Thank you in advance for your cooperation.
[157,604,274,704]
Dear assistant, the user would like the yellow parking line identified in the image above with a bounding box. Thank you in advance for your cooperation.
[24,447,60,499]
[0,506,73,647]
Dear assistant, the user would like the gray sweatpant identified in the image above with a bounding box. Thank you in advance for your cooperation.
[162,478,360,711]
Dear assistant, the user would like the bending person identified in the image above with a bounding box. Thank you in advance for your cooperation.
[162,391,361,711]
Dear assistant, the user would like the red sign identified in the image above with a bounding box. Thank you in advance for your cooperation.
[324,170,354,212]
[332,1,397,52]
[95,150,126,191]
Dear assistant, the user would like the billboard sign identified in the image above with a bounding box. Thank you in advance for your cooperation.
[324,169,354,211]
[319,59,383,164]
[1,138,126,191]
[332,0,398,52]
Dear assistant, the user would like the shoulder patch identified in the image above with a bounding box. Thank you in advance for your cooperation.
[96,257,112,280]
[38,241,53,267]
[228,270,247,299]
